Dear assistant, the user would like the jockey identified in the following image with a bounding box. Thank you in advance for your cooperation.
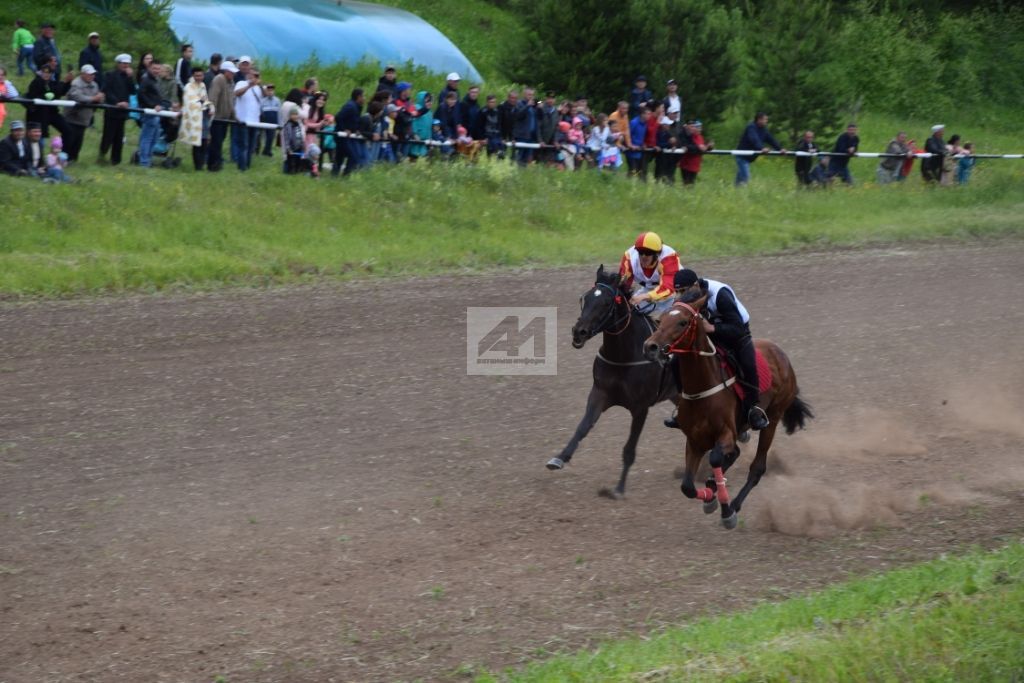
[618,231,681,318]
[664,268,770,432]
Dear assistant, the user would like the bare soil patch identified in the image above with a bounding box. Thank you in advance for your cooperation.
[1,240,1023,682]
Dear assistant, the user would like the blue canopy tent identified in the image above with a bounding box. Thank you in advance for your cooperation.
[167,0,482,81]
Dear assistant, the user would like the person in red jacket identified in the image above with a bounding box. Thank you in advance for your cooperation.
[618,231,682,319]
[679,120,713,186]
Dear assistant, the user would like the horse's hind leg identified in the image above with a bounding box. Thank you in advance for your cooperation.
[731,420,779,514]
[547,387,608,470]
[609,407,647,497]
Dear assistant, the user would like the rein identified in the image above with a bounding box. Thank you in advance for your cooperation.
[666,302,717,356]
[584,282,631,336]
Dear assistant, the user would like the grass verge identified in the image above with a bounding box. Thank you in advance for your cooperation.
[476,542,1024,682]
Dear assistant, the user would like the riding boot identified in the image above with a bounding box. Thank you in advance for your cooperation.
[736,337,769,431]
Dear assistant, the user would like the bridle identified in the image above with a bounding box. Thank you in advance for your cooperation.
[579,282,631,337]
[665,301,717,357]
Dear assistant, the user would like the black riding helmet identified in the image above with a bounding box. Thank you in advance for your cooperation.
[674,268,700,291]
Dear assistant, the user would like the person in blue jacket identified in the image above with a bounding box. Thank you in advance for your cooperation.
[734,111,785,187]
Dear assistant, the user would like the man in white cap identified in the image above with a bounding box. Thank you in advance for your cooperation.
[78,31,103,88]
[235,55,252,83]
[922,124,945,183]
[64,63,105,162]
[206,61,238,171]
[99,53,134,165]
[436,72,460,116]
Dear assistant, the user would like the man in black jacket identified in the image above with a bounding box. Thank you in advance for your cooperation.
[537,90,560,163]
[33,23,61,79]
[922,124,945,183]
[78,32,103,88]
[498,90,518,144]
[827,123,859,185]
[25,61,70,140]
[664,269,769,434]
[100,53,135,165]
[0,121,32,176]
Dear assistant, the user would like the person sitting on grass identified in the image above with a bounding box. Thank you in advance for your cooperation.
[0,120,31,176]
[43,135,72,183]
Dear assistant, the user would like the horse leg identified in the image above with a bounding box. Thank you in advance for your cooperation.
[708,439,740,530]
[609,407,647,497]
[731,419,778,514]
[547,387,608,470]
[681,442,719,514]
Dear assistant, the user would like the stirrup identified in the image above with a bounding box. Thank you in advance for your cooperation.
[748,406,769,430]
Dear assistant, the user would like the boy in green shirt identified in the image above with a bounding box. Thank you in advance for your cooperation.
[11,19,34,77]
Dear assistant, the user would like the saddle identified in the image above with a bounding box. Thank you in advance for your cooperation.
[717,347,772,402]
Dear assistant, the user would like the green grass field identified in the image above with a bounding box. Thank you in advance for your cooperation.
[1,106,1022,298]
[476,542,1024,682]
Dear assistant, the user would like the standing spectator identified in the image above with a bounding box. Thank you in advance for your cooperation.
[332,87,365,176]
[876,131,911,185]
[734,111,784,187]
[78,32,103,88]
[12,20,35,77]
[33,23,61,79]
[26,61,71,142]
[941,133,963,186]
[64,64,104,162]
[436,73,461,115]
[921,124,945,183]
[480,95,502,157]
[259,83,280,156]
[628,75,653,119]
[654,115,678,183]
[537,90,560,163]
[956,142,976,184]
[662,79,682,119]
[643,102,663,177]
[100,53,135,166]
[436,90,461,140]
[300,77,318,105]
[512,87,539,166]
[573,95,592,128]
[175,44,193,94]
[377,66,398,97]
[156,63,181,150]
[407,90,433,162]
[206,61,237,172]
[827,122,859,185]
[498,90,518,146]
[679,120,713,186]
[204,53,222,89]
[794,130,820,187]
[627,107,647,176]
[0,120,31,175]
[899,137,920,182]
[303,91,328,158]
[460,86,482,139]
[0,66,18,129]
[232,67,262,171]
[180,66,212,170]
[136,60,164,168]
[234,56,253,84]
[135,51,154,84]
[608,101,633,156]
[280,107,306,173]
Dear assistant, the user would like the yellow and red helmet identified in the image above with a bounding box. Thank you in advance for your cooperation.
[634,231,663,254]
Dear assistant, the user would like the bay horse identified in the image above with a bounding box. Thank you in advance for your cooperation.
[547,265,678,498]
[642,291,813,528]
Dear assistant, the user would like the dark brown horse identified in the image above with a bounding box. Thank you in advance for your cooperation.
[643,293,813,528]
[548,265,678,498]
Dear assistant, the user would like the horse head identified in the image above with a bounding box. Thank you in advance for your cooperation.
[571,264,630,349]
[643,291,709,362]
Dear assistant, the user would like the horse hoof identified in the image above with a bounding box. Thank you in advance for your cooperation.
[546,458,565,471]
[598,487,623,500]
[703,499,718,515]
[721,511,738,530]
[737,430,751,444]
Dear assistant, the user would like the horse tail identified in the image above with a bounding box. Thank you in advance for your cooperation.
[782,391,814,435]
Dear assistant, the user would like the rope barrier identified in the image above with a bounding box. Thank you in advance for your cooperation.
[5,95,1021,159]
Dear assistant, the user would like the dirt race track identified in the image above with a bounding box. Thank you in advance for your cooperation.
[1,240,1023,682]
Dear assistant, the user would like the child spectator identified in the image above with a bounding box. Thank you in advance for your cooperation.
[431,118,453,158]
[259,84,280,156]
[44,135,72,183]
[956,142,976,184]
[281,107,306,174]
[455,124,481,161]
[554,120,573,170]
[364,101,385,164]
[567,116,586,168]
[320,113,337,169]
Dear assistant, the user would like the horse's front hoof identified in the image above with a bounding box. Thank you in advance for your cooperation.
[546,457,565,470]
[598,487,623,500]
[703,499,718,515]
[721,511,738,530]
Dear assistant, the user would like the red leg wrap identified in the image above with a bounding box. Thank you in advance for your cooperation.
[713,467,731,504]
[696,487,714,502]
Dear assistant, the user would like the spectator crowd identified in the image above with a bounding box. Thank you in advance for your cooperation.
[1,20,980,187]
